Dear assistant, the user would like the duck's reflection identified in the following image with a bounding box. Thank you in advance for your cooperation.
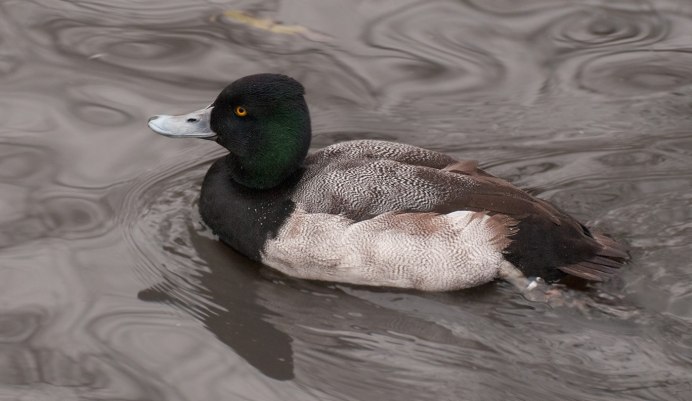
[138,226,295,381]
[137,216,504,389]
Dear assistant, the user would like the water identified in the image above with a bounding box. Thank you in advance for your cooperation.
[1,0,691,399]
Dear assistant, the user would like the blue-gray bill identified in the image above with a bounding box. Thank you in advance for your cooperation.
[148,106,216,139]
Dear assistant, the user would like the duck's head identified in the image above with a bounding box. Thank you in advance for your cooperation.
[148,74,311,189]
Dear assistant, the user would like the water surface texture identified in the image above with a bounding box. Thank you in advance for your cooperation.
[2,0,692,400]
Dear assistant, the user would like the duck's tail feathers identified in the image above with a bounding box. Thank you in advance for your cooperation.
[558,232,629,282]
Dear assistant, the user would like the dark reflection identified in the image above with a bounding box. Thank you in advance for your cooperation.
[127,153,518,392]
[128,158,297,380]
[138,225,295,381]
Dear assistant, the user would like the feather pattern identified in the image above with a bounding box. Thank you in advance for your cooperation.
[259,140,627,288]
[262,210,516,291]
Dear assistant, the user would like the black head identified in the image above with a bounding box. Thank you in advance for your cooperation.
[209,74,311,188]
[149,74,311,189]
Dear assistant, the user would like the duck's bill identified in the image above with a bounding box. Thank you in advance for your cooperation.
[148,106,216,139]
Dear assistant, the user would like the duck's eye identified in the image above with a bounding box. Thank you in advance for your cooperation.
[234,106,248,117]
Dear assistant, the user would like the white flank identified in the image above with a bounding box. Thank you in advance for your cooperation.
[261,209,508,291]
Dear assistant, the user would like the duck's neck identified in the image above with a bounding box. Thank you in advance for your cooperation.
[227,106,311,189]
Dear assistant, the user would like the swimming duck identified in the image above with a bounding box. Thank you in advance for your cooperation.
[148,73,628,291]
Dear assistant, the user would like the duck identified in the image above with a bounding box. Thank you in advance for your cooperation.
[148,73,628,292]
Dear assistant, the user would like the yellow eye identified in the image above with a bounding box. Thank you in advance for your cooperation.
[234,106,248,117]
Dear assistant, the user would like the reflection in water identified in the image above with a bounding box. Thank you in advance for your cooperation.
[126,154,296,381]
[138,232,296,381]
[2,0,692,400]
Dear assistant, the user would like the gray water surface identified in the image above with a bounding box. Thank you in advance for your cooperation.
[1,0,692,400]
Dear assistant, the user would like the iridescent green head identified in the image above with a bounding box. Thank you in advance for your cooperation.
[149,74,311,189]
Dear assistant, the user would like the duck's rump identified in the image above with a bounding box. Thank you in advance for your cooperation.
[292,140,628,282]
[502,211,628,282]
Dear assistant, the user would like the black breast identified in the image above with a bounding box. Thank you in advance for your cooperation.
[199,158,299,261]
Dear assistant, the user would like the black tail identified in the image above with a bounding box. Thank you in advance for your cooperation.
[558,232,629,281]
[504,210,629,282]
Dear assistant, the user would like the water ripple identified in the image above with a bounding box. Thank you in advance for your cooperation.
[461,0,559,16]
[0,96,58,134]
[45,20,215,83]
[120,150,223,286]
[538,7,669,49]
[0,54,20,77]
[0,188,116,247]
[362,1,505,103]
[5,0,210,25]
[38,191,115,240]
[0,143,56,183]
[568,50,692,98]
[0,142,117,247]
[0,310,42,343]
[70,102,134,126]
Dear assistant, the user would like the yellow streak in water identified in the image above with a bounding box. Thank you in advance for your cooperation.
[222,10,310,35]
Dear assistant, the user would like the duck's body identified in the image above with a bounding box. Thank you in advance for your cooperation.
[149,74,627,291]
